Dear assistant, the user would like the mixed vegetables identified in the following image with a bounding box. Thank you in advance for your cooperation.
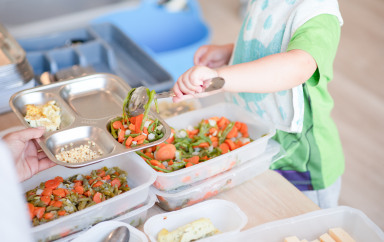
[26,167,130,226]
[110,88,164,148]
[137,116,251,173]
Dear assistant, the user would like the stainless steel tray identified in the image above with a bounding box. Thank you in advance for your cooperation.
[9,73,171,168]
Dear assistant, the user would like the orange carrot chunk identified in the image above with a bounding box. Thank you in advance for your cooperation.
[93,192,102,204]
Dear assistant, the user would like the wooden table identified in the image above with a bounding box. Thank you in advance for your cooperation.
[0,111,320,232]
[139,170,320,232]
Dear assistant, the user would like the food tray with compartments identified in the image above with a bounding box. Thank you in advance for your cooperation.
[22,153,156,242]
[16,22,174,92]
[140,102,276,191]
[10,73,171,167]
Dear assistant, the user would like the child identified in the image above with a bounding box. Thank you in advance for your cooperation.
[172,0,344,208]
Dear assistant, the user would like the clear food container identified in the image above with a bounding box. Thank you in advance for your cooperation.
[151,140,283,211]
[22,153,156,242]
[143,102,276,191]
[143,199,248,242]
[209,206,384,242]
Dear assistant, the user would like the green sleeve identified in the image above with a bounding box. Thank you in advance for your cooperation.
[287,14,341,86]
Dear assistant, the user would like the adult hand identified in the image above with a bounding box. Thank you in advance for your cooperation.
[194,44,234,68]
[2,127,56,182]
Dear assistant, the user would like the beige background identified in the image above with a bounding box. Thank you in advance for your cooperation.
[197,0,384,230]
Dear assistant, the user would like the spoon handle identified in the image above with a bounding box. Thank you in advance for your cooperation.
[155,77,225,99]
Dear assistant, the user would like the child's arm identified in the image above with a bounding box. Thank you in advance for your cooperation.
[172,49,316,101]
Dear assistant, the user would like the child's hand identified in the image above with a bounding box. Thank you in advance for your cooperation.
[194,44,234,68]
[172,65,219,102]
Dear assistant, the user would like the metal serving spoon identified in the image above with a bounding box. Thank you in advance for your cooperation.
[126,77,225,116]
[103,226,130,242]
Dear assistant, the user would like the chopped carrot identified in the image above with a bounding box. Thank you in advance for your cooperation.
[97,169,106,177]
[144,152,154,159]
[197,142,210,148]
[218,117,230,129]
[235,140,244,148]
[133,134,146,142]
[129,116,136,124]
[64,189,70,196]
[225,139,237,151]
[209,116,220,121]
[74,185,84,195]
[52,188,66,198]
[134,114,144,133]
[186,156,199,164]
[44,212,54,220]
[226,126,238,139]
[88,179,95,185]
[28,203,35,219]
[58,210,66,216]
[52,201,63,208]
[209,127,218,135]
[34,207,45,219]
[45,179,61,189]
[189,129,199,135]
[41,187,53,196]
[118,128,126,143]
[112,120,123,130]
[168,160,174,166]
[143,127,148,135]
[84,190,91,197]
[102,175,111,181]
[40,195,51,205]
[125,136,133,148]
[92,181,103,188]
[219,143,230,154]
[93,192,102,204]
[111,178,121,188]
[128,123,135,132]
[149,160,166,169]
[185,162,193,168]
[239,122,248,135]
[154,144,176,160]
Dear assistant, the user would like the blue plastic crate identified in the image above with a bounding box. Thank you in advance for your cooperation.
[92,0,211,81]
[16,23,174,92]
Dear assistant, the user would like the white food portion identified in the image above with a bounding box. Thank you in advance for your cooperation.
[24,100,61,131]
[157,218,219,242]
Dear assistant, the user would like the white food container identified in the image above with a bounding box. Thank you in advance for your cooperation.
[71,221,148,242]
[209,206,384,242]
[114,192,157,227]
[143,199,248,242]
[144,102,275,191]
[22,153,156,242]
[151,140,283,211]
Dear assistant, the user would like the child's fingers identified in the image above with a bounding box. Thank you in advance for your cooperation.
[172,82,184,98]
[194,45,209,65]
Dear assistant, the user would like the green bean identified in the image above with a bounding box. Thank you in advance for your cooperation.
[46,206,60,212]
[78,200,88,211]
[219,122,235,144]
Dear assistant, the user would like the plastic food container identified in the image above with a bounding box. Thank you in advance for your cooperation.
[142,102,275,191]
[152,140,283,211]
[22,153,156,242]
[56,193,157,242]
[113,192,157,227]
[71,221,148,242]
[209,206,384,242]
[143,199,248,242]
[152,97,202,119]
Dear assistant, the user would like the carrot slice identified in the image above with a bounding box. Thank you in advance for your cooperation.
[93,192,102,204]
[45,179,61,189]
[144,152,154,159]
[185,162,193,168]
[225,139,237,151]
[125,136,133,148]
[219,143,230,154]
[186,156,199,164]
[41,187,53,196]
[128,123,135,132]
[28,203,35,219]
[197,142,210,148]
[154,144,176,160]
[96,169,106,177]
[134,114,144,133]
[52,201,63,208]
[34,207,45,219]
[133,134,147,142]
[84,190,91,197]
[52,188,66,198]
[44,212,54,220]
[111,178,121,188]
[150,160,166,169]
[40,195,51,205]
[118,128,126,143]
[92,181,103,188]
[102,175,111,181]
[226,126,238,139]
[58,210,66,216]
[74,185,84,195]
[112,120,123,130]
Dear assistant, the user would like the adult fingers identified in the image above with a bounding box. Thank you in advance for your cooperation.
[4,127,45,143]
[38,157,56,173]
